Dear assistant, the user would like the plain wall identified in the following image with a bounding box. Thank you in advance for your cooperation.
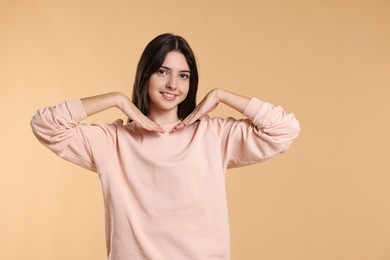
[1,0,389,259]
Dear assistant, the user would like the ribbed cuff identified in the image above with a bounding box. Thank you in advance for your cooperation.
[243,98,262,119]
[65,99,88,123]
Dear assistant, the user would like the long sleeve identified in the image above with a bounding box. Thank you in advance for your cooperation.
[29,97,300,259]
[30,99,116,172]
[213,97,300,169]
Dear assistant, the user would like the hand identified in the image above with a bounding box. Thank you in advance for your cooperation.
[173,89,220,131]
[81,92,164,133]
[117,94,165,133]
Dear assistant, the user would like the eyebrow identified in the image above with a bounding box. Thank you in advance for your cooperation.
[161,66,191,73]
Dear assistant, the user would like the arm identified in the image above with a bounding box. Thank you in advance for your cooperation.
[174,88,300,167]
[223,96,300,167]
[174,88,249,130]
[81,92,164,133]
[216,88,251,114]
[30,98,110,171]
[30,92,164,171]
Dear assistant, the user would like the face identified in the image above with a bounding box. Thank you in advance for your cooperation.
[147,51,191,118]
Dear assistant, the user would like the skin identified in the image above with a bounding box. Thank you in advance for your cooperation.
[81,51,251,133]
[147,51,191,125]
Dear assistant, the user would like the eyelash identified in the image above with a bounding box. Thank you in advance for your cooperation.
[157,69,190,79]
[180,74,190,79]
[157,69,168,75]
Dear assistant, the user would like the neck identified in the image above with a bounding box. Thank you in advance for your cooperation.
[148,109,180,125]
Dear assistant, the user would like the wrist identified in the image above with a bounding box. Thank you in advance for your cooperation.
[212,88,227,104]
[112,92,129,110]
[211,88,222,103]
[210,89,250,114]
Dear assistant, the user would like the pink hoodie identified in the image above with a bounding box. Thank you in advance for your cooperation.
[31,97,299,260]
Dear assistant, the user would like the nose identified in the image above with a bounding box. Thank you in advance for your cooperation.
[166,75,177,90]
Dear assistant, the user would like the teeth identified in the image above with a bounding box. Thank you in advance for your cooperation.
[162,93,175,98]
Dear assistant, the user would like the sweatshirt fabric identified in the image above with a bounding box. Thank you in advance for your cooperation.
[30,97,300,260]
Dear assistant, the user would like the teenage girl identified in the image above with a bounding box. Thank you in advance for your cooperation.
[31,33,300,260]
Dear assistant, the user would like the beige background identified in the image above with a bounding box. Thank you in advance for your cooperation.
[1,0,389,259]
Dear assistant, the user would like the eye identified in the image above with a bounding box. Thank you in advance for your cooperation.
[180,73,190,79]
[157,69,168,76]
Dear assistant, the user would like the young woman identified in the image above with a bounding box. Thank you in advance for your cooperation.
[31,33,300,260]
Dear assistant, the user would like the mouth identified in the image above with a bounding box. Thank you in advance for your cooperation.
[161,92,177,101]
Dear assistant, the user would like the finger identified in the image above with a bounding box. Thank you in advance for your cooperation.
[173,112,201,132]
[141,119,165,133]
[184,110,203,126]
[134,114,165,133]
[177,112,196,128]
[113,119,124,125]
[172,121,185,131]
[187,102,218,125]
[122,104,165,133]
[173,112,194,130]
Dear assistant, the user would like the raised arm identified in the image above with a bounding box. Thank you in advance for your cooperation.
[174,88,250,130]
[173,88,300,168]
[174,87,300,157]
[81,92,164,133]
[31,92,165,171]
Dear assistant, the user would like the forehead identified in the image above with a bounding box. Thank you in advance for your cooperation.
[162,51,190,70]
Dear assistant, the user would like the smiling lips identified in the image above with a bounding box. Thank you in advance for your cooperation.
[161,92,177,101]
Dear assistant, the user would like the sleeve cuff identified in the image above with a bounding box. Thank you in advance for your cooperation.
[65,99,88,123]
[243,98,262,119]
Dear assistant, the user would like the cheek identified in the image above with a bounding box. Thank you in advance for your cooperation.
[182,81,190,95]
[148,76,157,90]
[147,77,160,96]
